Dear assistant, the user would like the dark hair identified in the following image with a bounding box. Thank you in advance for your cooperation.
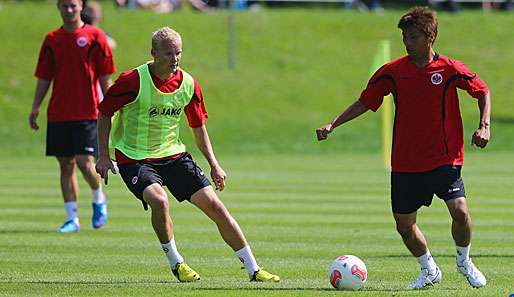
[398,7,438,43]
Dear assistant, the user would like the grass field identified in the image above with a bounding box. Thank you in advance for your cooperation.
[0,1,513,296]
[1,2,514,155]
[1,153,513,296]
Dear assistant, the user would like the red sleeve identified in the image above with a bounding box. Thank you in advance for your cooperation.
[184,79,208,128]
[93,30,116,76]
[454,60,489,99]
[98,70,139,117]
[358,64,395,112]
[34,35,54,80]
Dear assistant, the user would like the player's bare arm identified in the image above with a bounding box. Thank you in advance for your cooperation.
[99,75,113,96]
[95,112,117,184]
[29,79,51,130]
[192,125,226,191]
[471,91,491,149]
[316,99,369,141]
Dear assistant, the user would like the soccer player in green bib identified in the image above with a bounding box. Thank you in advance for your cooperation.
[96,27,279,283]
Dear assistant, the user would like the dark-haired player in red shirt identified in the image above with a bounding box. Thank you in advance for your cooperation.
[29,0,116,233]
[316,7,489,289]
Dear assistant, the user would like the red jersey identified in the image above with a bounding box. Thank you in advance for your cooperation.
[35,24,116,122]
[99,68,208,164]
[359,54,488,172]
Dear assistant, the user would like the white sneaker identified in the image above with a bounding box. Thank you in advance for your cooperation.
[409,267,442,289]
[457,259,486,288]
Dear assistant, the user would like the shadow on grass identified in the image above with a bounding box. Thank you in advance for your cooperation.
[0,280,459,292]
[191,287,457,292]
[0,229,58,234]
[369,254,514,258]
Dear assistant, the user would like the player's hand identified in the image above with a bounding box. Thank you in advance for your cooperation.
[29,109,39,130]
[316,123,333,141]
[211,164,226,191]
[471,126,490,149]
[95,156,117,185]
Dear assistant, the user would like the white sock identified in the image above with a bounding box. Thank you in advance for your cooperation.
[92,186,106,204]
[161,237,184,268]
[456,245,470,264]
[64,201,78,223]
[416,249,437,273]
[236,246,260,275]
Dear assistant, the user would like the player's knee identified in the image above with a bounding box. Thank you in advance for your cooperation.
[147,192,169,211]
[76,161,91,173]
[58,158,76,175]
[75,156,94,172]
[203,196,227,216]
[396,222,415,238]
[452,207,470,224]
[153,196,169,211]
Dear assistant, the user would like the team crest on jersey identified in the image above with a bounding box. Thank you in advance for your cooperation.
[76,36,88,47]
[431,73,443,85]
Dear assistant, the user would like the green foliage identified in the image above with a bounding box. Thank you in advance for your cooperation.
[0,2,513,157]
[1,153,513,296]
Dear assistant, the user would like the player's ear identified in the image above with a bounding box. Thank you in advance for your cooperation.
[428,32,436,45]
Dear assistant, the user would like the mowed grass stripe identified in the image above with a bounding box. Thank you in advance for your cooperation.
[1,153,513,296]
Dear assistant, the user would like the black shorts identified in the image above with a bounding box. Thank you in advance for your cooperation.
[46,120,98,157]
[391,165,466,214]
[118,152,211,210]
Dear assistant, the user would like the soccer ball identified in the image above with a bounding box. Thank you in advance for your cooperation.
[328,255,367,290]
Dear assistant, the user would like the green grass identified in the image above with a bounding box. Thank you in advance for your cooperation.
[0,2,513,156]
[0,2,513,296]
[1,153,513,296]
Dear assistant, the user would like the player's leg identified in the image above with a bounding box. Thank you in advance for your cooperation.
[446,197,471,247]
[190,187,279,282]
[76,154,107,229]
[47,122,80,232]
[56,156,81,232]
[164,153,278,281]
[73,120,108,229]
[76,155,102,192]
[191,186,247,250]
[435,165,486,288]
[393,212,428,257]
[118,161,199,282]
[445,198,486,288]
[394,212,442,289]
[143,183,199,282]
[391,171,441,289]
[143,183,175,244]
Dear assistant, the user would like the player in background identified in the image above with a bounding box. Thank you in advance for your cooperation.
[95,27,280,283]
[29,0,116,233]
[316,7,489,289]
[81,0,117,50]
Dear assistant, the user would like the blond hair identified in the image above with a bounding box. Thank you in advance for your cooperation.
[152,27,182,50]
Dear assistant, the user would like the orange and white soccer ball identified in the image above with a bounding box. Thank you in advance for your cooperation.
[328,255,367,290]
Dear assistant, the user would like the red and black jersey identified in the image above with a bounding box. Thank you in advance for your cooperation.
[359,54,488,172]
[35,24,116,122]
[99,68,208,164]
